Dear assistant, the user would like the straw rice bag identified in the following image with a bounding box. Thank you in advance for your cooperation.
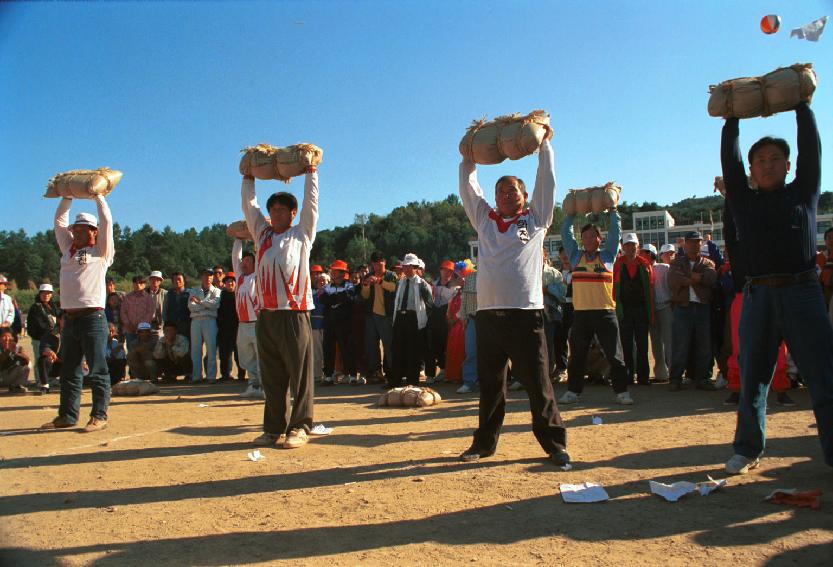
[459,110,551,164]
[239,143,323,182]
[590,182,621,213]
[112,379,159,396]
[708,63,817,119]
[562,191,576,215]
[574,190,591,215]
[226,218,270,240]
[45,168,123,199]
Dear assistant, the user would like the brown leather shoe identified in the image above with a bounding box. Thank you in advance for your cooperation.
[82,417,108,433]
[40,416,76,430]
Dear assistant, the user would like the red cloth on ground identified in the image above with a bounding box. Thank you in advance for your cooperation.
[727,292,790,392]
[443,292,464,382]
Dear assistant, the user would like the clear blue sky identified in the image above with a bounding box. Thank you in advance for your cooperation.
[1,1,831,236]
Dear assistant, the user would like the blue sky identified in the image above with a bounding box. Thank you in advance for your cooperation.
[1,1,831,236]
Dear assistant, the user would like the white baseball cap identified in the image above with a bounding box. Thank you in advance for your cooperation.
[71,212,98,228]
[659,243,676,254]
[0,274,7,284]
[402,253,420,267]
[137,322,152,331]
[149,271,163,280]
[622,233,639,245]
[39,283,54,292]
[642,243,658,256]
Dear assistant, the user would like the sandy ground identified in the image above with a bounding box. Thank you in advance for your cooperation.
[1,346,832,566]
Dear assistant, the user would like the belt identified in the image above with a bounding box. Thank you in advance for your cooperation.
[64,307,103,319]
[747,269,817,288]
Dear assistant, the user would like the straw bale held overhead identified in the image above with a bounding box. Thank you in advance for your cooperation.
[708,63,817,119]
[226,218,271,241]
[239,143,324,182]
[562,183,621,215]
[44,168,123,199]
[459,110,551,164]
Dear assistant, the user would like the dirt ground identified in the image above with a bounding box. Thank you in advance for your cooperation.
[1,342,832,566]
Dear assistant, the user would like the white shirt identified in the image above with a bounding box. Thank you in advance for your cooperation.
[432,280,459,307]
[0,293,14,326]
[54,197,114,309]
[688,260,701,303]
[652,263,671,307]
[232,239,259,323]
[241,174,318,311]
[459,141,555,311]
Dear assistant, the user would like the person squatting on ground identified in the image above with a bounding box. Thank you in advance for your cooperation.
[41,196,114,432]
[721,101,833,474]
[458,129,570,466]
[361,251,397,384]
[320,260,361,385]
[391,254,434,388]
[242,162,318,450]
[666,231,718,392]
[0,328,29,394]
[614,233,654,386]
[232,239,262,398]
[153,322,192,382]
[188,268,221,383]
[126,322,159,380]
[106,322,127,384]
[559,207,633,405]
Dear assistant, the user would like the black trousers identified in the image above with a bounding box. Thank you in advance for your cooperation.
[473,309,566,454]
[567,309,630,394]
[426,304,448,377]
[553,303,573,371]
[323,318,355,376]
[391,311,424,387]
[218,329,244,379]
[618,302,650,383]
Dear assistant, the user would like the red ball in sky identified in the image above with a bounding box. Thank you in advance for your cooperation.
[760,14,781,34]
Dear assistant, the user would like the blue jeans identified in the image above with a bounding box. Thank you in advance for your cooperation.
[734,280,833,466]
[59,310,110,422]
[462,318,478,387]
[190,318,217,380]
[669,303,712,383]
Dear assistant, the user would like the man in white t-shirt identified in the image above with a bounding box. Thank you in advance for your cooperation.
[41,197,114,432]
[458,129,569,467]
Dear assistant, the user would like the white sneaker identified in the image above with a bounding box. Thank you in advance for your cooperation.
[714,373,728,389]
[616,391,634,405]
[558,391,580,404]
[725,454,760,475]
[508,381,524,391]
[240,384,262,399]
[456,384,474,394]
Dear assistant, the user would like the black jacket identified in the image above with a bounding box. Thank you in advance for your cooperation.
[26,301,59,341]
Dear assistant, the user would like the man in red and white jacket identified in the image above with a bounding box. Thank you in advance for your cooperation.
[242,162,318,449]
[232,239,262,399]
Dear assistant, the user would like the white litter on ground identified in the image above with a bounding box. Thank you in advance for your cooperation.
[560,482,609,503]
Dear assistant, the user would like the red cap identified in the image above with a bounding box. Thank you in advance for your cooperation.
[440,260,455,271]
[310,264,324,274]
[329,260,349,272]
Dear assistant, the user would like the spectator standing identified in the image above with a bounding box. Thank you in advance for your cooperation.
[667,231,718,391]
[426,260,459,383]
[41,197,114,432]
[456,269,478,394]
[320,260,360,385]
[163,272,191,339]
[241,162,318,450]
[310,266,328,385]
[649,243,674,382]
[26,283,59,387]
[361,251,397,384]
[217,272,243,381]
[391,254,433,388]
[613,233,654,386]
[106,277,124,300]
[104,292,123,334]
[551,247,574,382]
[212,265,225,289]
[188,269,221,383]
[120,275,155,353]
[817,227,833,309]
[232,240,261,398]
[0,275,15,334]
[146,270,167,338]
[542,252,566,381]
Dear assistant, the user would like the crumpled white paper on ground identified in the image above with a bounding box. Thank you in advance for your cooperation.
[310,424,333,436]
[649,476,727,501]
[560,482,609,503]
[591,416,603,425]
[247,450,263,462]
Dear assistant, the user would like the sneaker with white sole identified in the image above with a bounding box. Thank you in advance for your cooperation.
[354,376,367,385]
[322,374,336,387]
[558,391,580,404]
[283,428,309,449]
[240,384,263,399]
[252,432,284,446]
[508,381,524,391]
[616,391,634,405]
[456,384,474,394]
[725,454,760,475]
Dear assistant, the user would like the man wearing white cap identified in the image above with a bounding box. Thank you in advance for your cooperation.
[127,321,159,381]
[0,275,14,333]
[26,284,59,389]
[650,244,674,381]
[146,271,167,338]
[232,239,262,398]
[458,128,570,466]
[41,195,114,432]
[613,233,654,386]
[390,253,434,389]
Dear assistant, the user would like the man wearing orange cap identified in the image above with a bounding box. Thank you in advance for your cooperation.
[425,260,461,383]
[320,260,361,384]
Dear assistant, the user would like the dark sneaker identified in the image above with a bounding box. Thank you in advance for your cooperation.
[776,392,797,407]
[459,446,495,462]
[82,417,108,432]
[668,381,683,392]
[40,416,76,430]
[723,392,740,406]
[550,448,571,467]
[8,384,27,395]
